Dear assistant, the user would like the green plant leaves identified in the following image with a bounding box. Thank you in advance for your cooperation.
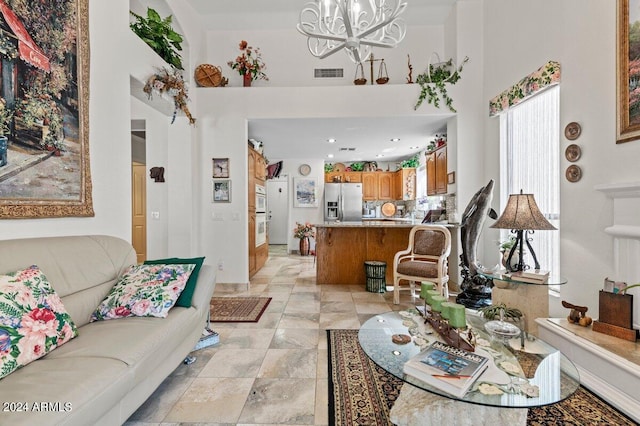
[414,56,469,112]
[130,8,184,70]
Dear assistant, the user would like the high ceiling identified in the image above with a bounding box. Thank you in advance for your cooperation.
[181,0,458,162]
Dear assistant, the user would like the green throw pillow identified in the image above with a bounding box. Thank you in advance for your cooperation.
[143,257,205,307]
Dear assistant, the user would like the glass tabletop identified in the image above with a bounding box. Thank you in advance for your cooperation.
[478,270,568,287]
[358,310,580,408]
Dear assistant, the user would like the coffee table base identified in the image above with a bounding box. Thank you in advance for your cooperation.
[389,384,528,426]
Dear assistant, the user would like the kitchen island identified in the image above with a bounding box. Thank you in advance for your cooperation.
[315,221,458,287]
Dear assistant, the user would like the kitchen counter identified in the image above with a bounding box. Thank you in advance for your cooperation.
[315,220,460,287]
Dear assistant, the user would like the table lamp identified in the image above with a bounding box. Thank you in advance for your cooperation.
[490,190,556,272]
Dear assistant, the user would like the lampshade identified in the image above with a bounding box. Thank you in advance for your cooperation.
[491,192,556,231]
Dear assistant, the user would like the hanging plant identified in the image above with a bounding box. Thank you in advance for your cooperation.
[143,68,195,125]
[130,8,184,70]
[414,56,469,112]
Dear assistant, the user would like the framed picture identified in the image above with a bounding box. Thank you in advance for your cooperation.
[294,177,317,208]
[447,171,456,184]
[213,180,231,202]
[617,0,640,143]
[0,0,92,218]
[212,158,229,178]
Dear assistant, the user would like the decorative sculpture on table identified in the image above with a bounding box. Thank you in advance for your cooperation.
[456,180,498,309]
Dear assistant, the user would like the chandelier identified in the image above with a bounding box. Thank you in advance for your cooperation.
[297,0,407,64]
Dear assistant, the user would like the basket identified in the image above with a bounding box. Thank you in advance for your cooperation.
[195,64,224,87]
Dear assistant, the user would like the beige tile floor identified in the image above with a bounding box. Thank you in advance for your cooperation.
[124,245,418,425]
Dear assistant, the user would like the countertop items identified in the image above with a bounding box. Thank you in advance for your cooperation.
[315,220,456,228]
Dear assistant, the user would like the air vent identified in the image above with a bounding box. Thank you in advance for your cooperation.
[314,68,344,78]
[339,147,356,151]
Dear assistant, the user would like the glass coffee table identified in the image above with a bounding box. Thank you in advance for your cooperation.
[358,311,580,412]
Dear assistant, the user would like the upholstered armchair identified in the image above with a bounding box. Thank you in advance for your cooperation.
[392,225,452,304]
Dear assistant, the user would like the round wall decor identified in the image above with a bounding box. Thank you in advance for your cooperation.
[299,164,311,176]
[565,144,581,162]
[564,122,582,140]
[566,165,582,182]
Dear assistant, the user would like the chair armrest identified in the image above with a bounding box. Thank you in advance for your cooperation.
[190,264,216,311]
[393,247,413,265]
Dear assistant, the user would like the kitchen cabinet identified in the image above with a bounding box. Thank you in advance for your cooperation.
[362,172,378,200]
[394,168,416,200]
[248,146,268,278]
[324,171,362,183]
[377,172,394,200]
[426,145,447,195]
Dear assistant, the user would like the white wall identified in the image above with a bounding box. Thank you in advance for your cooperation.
[481,0,639,317]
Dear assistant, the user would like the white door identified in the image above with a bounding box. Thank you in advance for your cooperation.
[267,179,288,244]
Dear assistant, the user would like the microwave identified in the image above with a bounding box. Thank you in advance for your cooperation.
[256,184,266,213]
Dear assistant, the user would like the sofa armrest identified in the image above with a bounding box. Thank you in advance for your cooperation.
[190,264,216,311]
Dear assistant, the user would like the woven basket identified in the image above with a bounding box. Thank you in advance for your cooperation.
[195,64,223,87]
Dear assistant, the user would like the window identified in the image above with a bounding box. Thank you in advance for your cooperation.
[499,85,560,283]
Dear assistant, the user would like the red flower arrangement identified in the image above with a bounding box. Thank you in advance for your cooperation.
[227,40,268,82]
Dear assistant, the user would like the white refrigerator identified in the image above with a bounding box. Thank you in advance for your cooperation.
[324,183,363,222]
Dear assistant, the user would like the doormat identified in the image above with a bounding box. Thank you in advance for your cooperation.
[209,297,272,322]
[327,329,636,426]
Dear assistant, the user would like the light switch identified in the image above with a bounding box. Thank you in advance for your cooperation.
[232,212,240,221]
[151,211,160,219]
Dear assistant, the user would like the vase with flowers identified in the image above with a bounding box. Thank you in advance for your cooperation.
[228,40,268,86]
[293,222,315,256]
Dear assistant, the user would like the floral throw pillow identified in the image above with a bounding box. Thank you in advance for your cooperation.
[90,263,195,322]
[0,265,78,380]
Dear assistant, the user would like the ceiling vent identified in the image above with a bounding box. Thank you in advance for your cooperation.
[314,68,344,78]
[339,147,356,151]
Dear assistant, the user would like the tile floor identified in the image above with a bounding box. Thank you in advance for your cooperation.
[124,245,417,425]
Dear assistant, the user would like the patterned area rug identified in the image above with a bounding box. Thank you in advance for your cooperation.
[209,297,271,322]
[327,329,636,426]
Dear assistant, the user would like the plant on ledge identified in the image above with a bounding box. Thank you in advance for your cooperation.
[228,40,268,83]
[130,8,184,70]
[414,56,469,112]
[143,68,195,125]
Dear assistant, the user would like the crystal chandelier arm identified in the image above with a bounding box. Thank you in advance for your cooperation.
[355,5,406,40]
[296,24,348,42]
[317,42,347,59]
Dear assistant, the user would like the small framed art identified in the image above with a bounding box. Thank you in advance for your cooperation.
[447,172,456,185]
[213,180,231,202]
[293,177,317,207]
[213,158,230,178]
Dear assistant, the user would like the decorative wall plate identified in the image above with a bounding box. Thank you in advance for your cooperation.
[381,202,397,217]
[333,162,346,172]
[299,164,311,176]
[564,122,581,140]
[566,165,582,182]
[565,144,581,162]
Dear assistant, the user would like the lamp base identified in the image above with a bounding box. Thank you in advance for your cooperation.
[504,229,540,272]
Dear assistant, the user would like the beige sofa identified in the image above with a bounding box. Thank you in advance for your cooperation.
[0,235,216,425]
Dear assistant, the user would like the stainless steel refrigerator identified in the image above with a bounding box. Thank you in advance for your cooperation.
[324,183,363,222]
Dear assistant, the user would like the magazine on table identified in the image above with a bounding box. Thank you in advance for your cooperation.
[403,341,489,398]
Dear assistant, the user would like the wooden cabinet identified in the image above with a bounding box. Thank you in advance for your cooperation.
[426,146,447,195]
[365,227,412,284]
[248,146,268,278]
[325,171,362,183]
[394,168,416,200]
[362,172,378,200]
[377,172,394,200]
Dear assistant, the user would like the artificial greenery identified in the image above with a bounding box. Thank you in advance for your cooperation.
[324,163,334,173]
[130,8,184,70]
[349,162,364,172]
[401,154,420,168]
[414,56,469,112]
[478,303,523,320]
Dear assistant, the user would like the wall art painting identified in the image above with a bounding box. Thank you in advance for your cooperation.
[618,0,640,143]
[294,177,317,208]
[0,0,92,218]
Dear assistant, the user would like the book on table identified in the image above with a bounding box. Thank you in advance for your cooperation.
[403,341,489,398]
[508,271,549,284]
[520,269,550,280]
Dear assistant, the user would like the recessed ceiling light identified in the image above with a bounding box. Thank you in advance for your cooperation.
[390,138,400,142]
[327,138,336,143]
[327,154,334,158]
[376,154,385,158]
[409,146,419,149]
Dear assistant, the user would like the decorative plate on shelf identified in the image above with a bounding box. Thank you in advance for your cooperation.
[565,144,581,162]
[564,122,581,140]
[381,202,397,218]
[566,165,582,182]
[299,164,311,176]
[333,162,346,172]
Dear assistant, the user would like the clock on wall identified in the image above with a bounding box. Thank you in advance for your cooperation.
[212,158,230,178]
[299,164,311,176]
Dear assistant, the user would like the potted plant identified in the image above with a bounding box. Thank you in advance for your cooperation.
[293,222,315,256]
[130,8,184,70]
[228,40,268,86]
[401,154,420,168]
[414,56,469,112]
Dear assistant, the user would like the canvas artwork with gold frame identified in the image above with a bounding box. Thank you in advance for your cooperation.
[0,0,92,218]
[617,0,640,143]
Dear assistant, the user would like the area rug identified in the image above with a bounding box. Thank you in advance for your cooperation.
[327,329,636,426]
[209,297,271,322]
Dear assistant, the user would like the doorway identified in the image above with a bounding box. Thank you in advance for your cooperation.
[267,179,288,245]
[131,120,146,262]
